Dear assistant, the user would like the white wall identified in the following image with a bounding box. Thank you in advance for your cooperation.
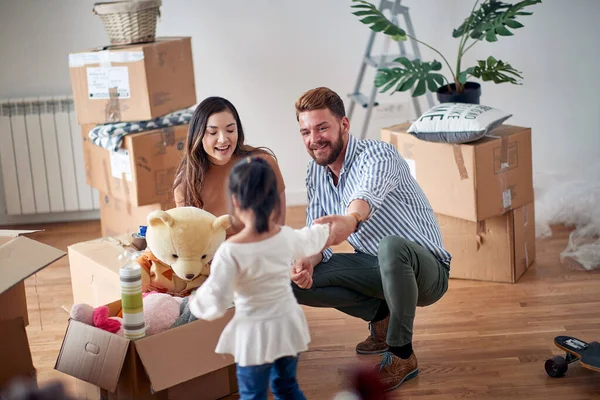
[0,0,598,225]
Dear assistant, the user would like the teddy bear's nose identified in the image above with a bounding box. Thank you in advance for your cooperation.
[185,273,195,280]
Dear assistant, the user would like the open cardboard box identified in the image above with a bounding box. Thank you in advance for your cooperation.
[0,230,66,389]
[55,299,237,399]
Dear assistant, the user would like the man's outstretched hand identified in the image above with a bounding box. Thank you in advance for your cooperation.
[314,215,357,247]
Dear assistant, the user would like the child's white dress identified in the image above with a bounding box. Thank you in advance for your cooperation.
[188,224,330,367]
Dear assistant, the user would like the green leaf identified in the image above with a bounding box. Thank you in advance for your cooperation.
[426,76,439,92]
[350,0,407,41]
[495,25,513,36]
[486,30,498,42]
[373,59,448,98]
[359,16,380,24]
[432,73,445,86]
[454,0,541,45]
[413,79,427,97]
[466,57,524,85]
[504,19,524,29]
[394,57,413,69]
[458,67,476,84]
[399,75,417,92]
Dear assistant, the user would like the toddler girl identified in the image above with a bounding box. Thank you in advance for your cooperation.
[188,156,330,400]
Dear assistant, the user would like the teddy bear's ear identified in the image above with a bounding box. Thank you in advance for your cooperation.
[213,214,231,231]
[147,210,175,228]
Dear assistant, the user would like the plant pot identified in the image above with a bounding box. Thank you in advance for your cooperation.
[436,82,481,104]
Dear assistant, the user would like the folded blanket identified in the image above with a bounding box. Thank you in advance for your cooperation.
[88,105,196,151]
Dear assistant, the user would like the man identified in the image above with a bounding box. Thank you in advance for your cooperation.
[291,87,451,392]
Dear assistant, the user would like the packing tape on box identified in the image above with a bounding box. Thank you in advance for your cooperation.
[102,158,113,197]
[68,50,144,68]
[499,135,512,212]
[452,145,469,180]
[105,87,121,123]
[476,221,486,251]
[161,127,176,147]
[487,134,512,213]
[524,204,530,267]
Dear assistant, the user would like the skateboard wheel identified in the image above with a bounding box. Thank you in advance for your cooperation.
[545,356,568,377]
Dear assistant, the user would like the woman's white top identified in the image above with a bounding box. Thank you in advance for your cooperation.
[188,224,330,367]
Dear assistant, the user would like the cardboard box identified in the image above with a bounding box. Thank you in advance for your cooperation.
[69,37,197,124]
[382,122,534,222]
[68,235,136,307]
[55,300,237,399]
[438,202,536,283]
[81,124,187,207]
[99,192,172,238]
[0,230,66,388]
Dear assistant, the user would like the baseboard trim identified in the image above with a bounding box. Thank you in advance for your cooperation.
[0,210,100,227]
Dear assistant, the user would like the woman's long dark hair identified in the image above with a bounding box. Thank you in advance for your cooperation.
[173,97,275,208]
[228,157,281,234]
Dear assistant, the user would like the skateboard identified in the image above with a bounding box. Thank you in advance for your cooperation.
[545,335,600,377]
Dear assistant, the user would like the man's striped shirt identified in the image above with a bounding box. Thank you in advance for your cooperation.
[305,134,451,268]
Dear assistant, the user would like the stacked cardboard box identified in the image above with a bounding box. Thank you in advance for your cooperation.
[382,122,536,283]
[60,37,239,398]
[69,37,196,237]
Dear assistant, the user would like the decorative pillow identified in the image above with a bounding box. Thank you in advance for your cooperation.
[407,103,512,144]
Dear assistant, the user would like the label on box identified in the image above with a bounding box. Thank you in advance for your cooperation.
[405,158,417,180]
[110,149,132,182]
[87,66,131,99]
[502,189,512,208]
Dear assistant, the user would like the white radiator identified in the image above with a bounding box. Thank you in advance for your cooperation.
[0,96,100,216]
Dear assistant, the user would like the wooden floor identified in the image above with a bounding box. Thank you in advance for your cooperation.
[5,206,600,399]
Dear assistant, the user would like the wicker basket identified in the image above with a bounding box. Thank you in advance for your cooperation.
[93,0,162,45]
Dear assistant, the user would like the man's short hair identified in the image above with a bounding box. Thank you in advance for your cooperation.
[295,87,346,121]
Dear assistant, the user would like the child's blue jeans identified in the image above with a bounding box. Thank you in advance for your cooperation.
[236,355,306,400]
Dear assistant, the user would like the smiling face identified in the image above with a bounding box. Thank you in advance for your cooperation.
[298,108,349,167]
[202,110,238,165]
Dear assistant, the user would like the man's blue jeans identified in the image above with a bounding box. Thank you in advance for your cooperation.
[236,356,306,400]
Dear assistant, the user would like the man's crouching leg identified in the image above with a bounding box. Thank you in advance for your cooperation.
[374,236,449,391]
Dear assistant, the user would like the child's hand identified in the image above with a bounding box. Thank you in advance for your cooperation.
[291,258,314,289]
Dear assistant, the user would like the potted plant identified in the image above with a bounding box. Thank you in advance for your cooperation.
[351,0,542,104]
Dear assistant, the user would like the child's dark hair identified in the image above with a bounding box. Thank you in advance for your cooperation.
[228,156,281,234]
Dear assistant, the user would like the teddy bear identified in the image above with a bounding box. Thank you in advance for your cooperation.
[137,206,231,297]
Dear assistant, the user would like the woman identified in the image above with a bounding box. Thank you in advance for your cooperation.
[173,96,286,237]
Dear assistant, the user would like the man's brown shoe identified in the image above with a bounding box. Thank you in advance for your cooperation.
[375,352,419,391]
[355,314,390,354]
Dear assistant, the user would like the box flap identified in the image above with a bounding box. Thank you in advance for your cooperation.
[135,307,235,392]
[0,229,42,246]
[0,236,66,295]
[0,317,35,388]
[55,319,130,392]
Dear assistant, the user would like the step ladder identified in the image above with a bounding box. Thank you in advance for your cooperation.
[348,0,435,139]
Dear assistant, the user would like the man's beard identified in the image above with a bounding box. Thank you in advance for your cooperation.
[310,129,344,166]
